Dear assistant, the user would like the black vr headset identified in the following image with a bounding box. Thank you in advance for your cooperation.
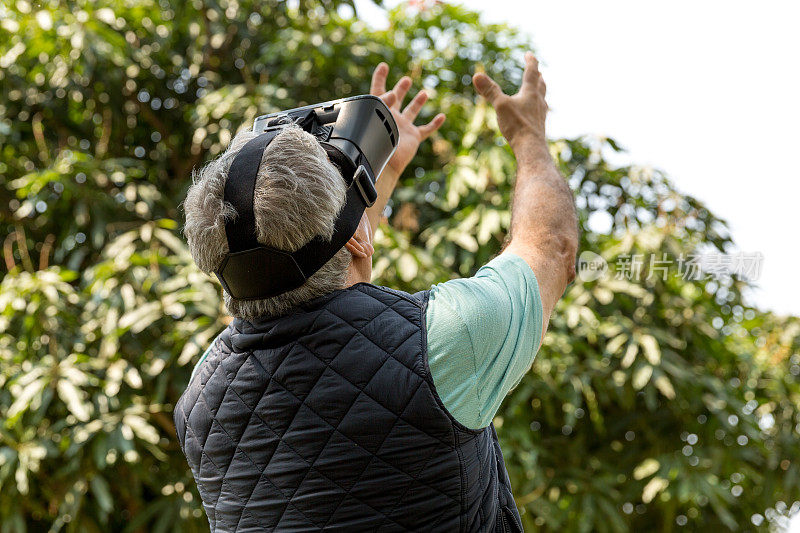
[215,95,399,300]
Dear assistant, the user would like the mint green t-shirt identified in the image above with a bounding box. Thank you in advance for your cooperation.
[192,252,543,431]
[425,252,543,429]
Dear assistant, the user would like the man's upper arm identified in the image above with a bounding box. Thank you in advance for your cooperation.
[425,253,544,429]
[504,235,577,327]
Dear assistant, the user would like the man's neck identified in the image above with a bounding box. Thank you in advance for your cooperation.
[344,261,372,287]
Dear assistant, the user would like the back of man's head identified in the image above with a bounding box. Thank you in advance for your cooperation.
[183,125,351,320]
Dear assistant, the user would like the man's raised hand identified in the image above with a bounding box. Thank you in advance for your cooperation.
[472,51,548,151]
[370,62,446,175]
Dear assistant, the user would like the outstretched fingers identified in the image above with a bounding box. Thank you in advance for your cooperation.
[373,62,400,107]
[472,72,505,105]
[402,90,428,120]
[380,91,397,108]
[370,62,389,96]
[520,51,543,96]
[390,76,412,110]
[418,113,446,139]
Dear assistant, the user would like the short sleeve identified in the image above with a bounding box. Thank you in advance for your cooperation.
[425,252,544,429]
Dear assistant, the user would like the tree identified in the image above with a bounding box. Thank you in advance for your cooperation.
[0,0,797,531]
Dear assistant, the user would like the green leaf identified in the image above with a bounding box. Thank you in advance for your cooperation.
[633,458,660,480]
[639,334,661,365]
[632,365,653,390]
[57,379,91,422]
[90,476,113,514]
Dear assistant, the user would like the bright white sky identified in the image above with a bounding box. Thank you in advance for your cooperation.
[355,0,800,317]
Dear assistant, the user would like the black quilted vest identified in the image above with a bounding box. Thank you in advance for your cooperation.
[174,283,522,532]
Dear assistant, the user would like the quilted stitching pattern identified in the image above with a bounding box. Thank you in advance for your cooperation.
[174,283,518,532]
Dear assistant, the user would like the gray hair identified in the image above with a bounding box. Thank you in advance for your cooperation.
[183,125,351,320]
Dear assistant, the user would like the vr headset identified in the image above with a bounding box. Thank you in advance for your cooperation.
[215,95,399,300]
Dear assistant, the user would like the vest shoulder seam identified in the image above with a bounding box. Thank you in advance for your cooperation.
[353,282,424,309]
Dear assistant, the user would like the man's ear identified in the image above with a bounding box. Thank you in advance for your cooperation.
[345,213,375,259]
[345,236,370,258]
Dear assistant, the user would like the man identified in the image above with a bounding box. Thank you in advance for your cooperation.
[175,52,578,532]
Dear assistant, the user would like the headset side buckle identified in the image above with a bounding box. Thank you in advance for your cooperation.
[353,165,377,207]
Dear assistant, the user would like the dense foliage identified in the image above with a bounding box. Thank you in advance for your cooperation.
[1,0,798,531]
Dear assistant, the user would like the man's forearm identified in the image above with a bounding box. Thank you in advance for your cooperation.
[511,137,577,244]
[365,166,401,240]
[506,137,578,303]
